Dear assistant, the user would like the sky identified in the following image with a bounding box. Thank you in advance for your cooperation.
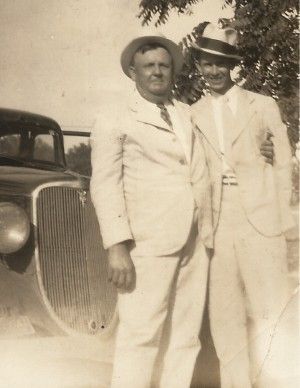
[0,0,233,131]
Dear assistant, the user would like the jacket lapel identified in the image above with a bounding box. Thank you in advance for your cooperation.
[129,90,173,132]
[193,96,222,157]
[172,100,193,163]
[232,87,257,144]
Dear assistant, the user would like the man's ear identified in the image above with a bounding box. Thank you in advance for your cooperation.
[128,65,136,81]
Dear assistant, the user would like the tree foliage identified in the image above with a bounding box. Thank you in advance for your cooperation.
[0,134,55,162]
[65,142,92,176]
[34,138,55,162]
[139,0,299,147]
[0,134,19,155]
[139,0,199,26]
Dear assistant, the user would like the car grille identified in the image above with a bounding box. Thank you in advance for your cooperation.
[36,186,117,334]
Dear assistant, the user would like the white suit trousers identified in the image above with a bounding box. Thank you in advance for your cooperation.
[110,217,209,388]
[209,186,290,388]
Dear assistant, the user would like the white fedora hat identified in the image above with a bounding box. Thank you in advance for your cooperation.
[192,23,242,60]
[121,32,184,78]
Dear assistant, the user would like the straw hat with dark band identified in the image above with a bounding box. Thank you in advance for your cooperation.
[192,23,242,61]
[121,34,184,78]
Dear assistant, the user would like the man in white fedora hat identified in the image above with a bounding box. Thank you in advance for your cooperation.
[191,23,294,387]
[90,31,213,388]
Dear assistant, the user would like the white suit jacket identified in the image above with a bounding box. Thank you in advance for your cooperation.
[191,86,294,237]
[90,90,213,256]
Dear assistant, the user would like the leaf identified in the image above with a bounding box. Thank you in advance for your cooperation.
[137,0,299,145]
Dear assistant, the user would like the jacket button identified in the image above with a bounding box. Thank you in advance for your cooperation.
[179,159,185,165]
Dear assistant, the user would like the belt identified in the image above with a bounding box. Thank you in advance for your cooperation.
[222,176,238,186]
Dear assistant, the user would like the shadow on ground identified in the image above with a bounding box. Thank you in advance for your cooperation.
[191,293,220,388]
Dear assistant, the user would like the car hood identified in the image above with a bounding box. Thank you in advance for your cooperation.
[0,166,89,196]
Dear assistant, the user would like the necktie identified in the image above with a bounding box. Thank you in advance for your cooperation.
[221,98,235,160]
[156,103,173,129]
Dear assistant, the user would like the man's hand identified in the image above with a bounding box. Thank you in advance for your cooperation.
[260,132,274,165]
[107,242,135,291]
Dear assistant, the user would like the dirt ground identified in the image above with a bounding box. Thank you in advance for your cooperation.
[0,209,298,388]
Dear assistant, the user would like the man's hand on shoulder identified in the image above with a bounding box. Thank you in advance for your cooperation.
[260,132,274,165]
[108,242,135,291]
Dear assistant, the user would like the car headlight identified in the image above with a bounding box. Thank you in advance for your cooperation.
[0,202,30,254]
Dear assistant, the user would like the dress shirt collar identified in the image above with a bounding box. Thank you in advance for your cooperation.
[131,87,174,109]
[210,84,238,115]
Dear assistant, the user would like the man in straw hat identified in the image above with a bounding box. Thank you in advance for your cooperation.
[191,23,294,387]
[90,32,213,388]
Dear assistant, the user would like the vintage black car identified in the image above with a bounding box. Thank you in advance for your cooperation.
[1,108,297,387]
[0,108,117,339]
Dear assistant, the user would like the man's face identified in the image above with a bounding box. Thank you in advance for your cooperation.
[129,47,173,103]
[197,53,234,95]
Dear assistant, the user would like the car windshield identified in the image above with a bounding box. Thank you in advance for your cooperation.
[0,124,65,169]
